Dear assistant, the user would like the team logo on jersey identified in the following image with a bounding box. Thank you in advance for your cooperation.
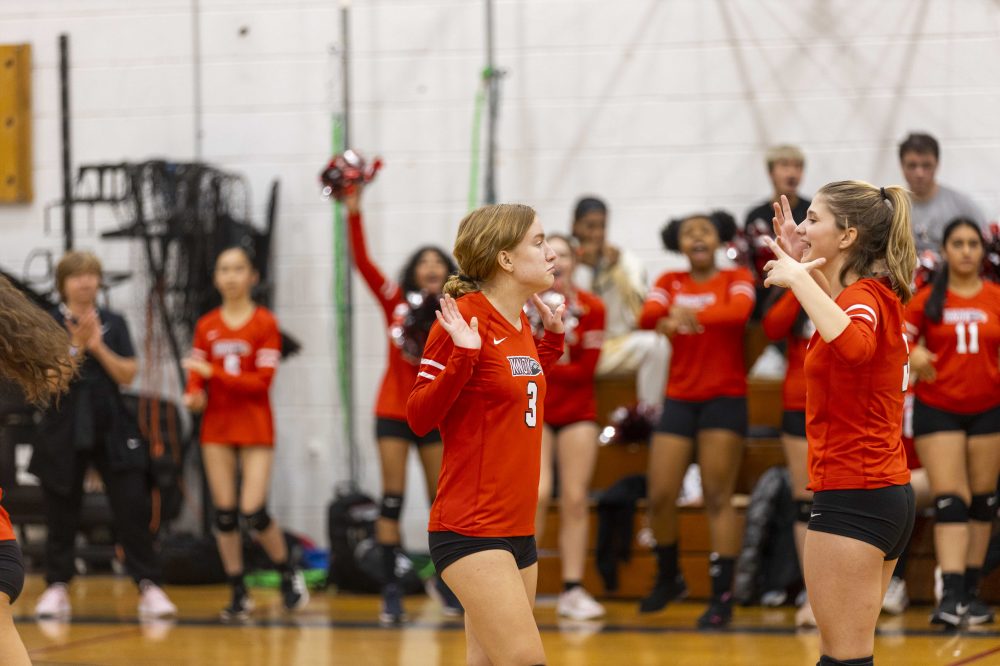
[943,308,987,325]
[673,293,716,310]
[212,340,251,357]
[507,356,543,377]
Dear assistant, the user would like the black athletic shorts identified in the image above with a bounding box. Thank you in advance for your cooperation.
[375,417,442,447]
[782,410,807,438]
[808,484,915,560]
[429,531,537,574]
[912,399,1000,438]
[545,420,598,437]
[655,397,747,438]
[0,540,24,604]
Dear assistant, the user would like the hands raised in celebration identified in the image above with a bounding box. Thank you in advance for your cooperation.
[771,194,807,262]
[762,236,826,289]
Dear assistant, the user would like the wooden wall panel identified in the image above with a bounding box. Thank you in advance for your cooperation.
[0,44,32,203]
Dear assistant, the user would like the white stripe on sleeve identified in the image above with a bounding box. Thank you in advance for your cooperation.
[417,371,437,381]
[420,358,445,370]
[845,303,878,329]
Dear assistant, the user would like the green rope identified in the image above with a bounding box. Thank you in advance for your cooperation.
[467,68,490,211]
[331,116,351,448]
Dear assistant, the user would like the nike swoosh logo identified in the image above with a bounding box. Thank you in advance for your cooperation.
[810,513,821,518]
[493,337,507,345]
[958,603,970,614]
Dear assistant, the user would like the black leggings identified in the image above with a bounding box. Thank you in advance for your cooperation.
[43,448,162,586]
[0,540,24,604]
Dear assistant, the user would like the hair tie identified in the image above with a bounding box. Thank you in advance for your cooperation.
[879,186,887,200]
[458,273,476,283]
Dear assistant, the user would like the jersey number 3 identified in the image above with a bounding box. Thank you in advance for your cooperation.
[525,381,538,428]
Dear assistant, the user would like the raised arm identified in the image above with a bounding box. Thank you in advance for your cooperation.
[407,294,482,436]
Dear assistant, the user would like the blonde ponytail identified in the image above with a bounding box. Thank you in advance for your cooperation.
[882,186,917,303]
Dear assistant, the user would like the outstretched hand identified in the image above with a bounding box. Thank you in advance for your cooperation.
[762,237,826,289]
[772,194,806,261]
[531,294,566,334]
[436,294,481,349]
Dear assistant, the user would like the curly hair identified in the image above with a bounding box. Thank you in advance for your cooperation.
[0,277,75,406]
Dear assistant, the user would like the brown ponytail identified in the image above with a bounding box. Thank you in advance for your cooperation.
[443,203,536,298]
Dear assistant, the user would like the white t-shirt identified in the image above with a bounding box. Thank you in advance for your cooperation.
[572,248,646,340]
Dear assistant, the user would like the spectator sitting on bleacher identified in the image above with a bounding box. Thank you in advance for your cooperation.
[898,132,986,253]
[571,196,669,406]
[30,251,176,621]
[637,211,756,628]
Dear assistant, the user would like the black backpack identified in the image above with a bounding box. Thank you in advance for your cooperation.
[326,489,423,594]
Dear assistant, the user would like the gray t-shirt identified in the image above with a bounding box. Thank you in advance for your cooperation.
[910,184,985,252]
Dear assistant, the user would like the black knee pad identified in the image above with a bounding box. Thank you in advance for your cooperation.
[934,494,969,523]
[243,507,272,532]
[380,493,404,521]
[969,493,998,522]
[795,499,813,524]
[215,508,239,533]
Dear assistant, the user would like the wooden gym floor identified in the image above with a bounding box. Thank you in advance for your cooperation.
[12,575,1000,665]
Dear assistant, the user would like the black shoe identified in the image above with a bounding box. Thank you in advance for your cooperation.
[379,583,406,625]
[930,593,967,628]
[697,595,733,629]
[220,585,254,622]
[966,596,995,626]
[281,570,310,612]
[638,574,687,614]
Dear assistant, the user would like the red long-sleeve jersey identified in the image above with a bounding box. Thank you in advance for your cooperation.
[186,307,281,446]
[349,211,420,421]
[543,290,605,427]
[905,282,1000,415]
[407,291,565,537]
[639,268,755,401]
[0,489,13,541]
[804,278,910,491]
[762,289,812,412]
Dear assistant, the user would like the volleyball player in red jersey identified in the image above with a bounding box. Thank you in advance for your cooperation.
[905,218,1000,627]
[762,286,817,627]
[408,203,565,666]
[638,211,755,627]
[0,277,76,666]
[343,189,461,622]
[531,233,606,621]
[763,182,917,666]
[183,247,308,621]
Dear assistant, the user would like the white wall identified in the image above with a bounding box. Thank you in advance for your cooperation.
[2,0,999,549]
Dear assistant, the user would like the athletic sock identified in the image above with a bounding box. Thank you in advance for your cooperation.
[942,572,965,599]
[563,581,581,593]
[818,656,874,666]
[228,573,246,591]
[708,553,734,601]
[653,543,679,582]
[380,543,400,585]
[966,567,982,598]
